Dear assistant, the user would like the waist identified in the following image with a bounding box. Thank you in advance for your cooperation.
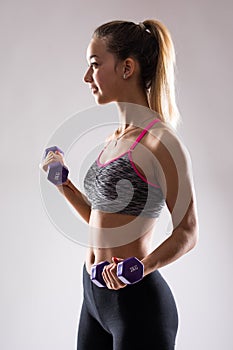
[87,209,156,249]
[85,226,154,276]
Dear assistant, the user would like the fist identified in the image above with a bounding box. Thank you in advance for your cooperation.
[40,149,65,173]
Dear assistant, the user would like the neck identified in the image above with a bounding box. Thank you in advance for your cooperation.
[115,101,158,131]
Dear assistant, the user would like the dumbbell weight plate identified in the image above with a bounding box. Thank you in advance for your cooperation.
[117,257,144,285]
[91,261,110,288]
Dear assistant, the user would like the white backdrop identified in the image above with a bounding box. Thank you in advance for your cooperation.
[1,0,232,349]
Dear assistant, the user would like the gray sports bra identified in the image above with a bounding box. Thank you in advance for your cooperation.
[83,118,165,218]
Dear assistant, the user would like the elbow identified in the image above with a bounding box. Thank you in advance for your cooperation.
[185,222,199,253]
[189,213,200,249]
[189,226,199,251]
[174,223,199,255]
[180,208,199,252]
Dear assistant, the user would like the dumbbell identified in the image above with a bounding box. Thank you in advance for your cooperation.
[91,257,144,288]
[43,146,69,185]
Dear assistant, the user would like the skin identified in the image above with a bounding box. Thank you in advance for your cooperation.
[42,36,199,290]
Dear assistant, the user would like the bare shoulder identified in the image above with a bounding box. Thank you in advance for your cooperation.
[147,122,191,170]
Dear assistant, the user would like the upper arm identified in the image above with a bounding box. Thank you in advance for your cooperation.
[152,127,199,233]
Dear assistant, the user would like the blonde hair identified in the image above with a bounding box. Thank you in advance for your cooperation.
[94,19,181,129]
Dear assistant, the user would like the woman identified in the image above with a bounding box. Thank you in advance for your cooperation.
[42,20,198,350]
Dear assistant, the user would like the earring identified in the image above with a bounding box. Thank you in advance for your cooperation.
[123,73,127,79]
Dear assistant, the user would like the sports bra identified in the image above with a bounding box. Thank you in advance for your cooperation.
[83,118,166,218]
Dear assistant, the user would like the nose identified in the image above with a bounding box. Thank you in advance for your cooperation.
[83,66,93,83]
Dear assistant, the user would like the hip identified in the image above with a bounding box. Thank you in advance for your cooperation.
[82,262,179,325]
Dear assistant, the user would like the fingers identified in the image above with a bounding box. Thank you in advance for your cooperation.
[40,151,64,172]
[102,263,127,290]
[112,257,124,264]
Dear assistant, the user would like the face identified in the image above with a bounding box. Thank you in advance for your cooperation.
[84,37,123,104]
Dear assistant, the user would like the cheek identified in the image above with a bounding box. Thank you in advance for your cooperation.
[94,72,104,87]
[94,68,117,89]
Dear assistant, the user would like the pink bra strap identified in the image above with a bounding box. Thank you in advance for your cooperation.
[129,118,160,151]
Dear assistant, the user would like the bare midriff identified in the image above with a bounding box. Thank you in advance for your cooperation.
[85,209,157,275]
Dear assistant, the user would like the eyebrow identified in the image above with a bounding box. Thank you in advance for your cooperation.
[89,55,99,60]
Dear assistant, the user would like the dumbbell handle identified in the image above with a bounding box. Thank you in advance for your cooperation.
[43,146,69,186]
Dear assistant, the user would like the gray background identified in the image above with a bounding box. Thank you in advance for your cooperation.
[1,0,232,349]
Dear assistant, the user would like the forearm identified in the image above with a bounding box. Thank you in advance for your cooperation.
[141,226,198,276]
[57,179,91,224]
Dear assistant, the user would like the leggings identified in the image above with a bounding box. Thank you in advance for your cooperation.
[77,264,178,350]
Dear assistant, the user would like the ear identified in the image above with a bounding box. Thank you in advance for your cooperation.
[122,57,136,79]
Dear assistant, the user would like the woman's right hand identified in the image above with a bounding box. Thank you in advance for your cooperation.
[40,150,66,173]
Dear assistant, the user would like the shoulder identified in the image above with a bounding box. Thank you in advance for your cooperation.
[147,122,191,171]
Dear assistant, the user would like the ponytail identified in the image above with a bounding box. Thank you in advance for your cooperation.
[143,20,181,129]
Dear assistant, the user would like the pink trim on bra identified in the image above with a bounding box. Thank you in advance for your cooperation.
[129,118,160,151]
[96,118,161,188]
[128,151,160,188]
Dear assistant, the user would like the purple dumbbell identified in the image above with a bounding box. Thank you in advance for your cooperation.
[43,146,69,185]
[91,257,144,288]
[91,261,110,287]
[117,257,144,285]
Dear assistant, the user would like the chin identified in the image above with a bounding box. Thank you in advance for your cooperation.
[95,94,114,105]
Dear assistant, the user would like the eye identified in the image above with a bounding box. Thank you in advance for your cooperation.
[90,62,99,68]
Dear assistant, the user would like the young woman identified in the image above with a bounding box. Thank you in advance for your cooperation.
[42,20,199,350]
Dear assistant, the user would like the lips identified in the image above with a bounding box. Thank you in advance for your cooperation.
[90,85,98,94]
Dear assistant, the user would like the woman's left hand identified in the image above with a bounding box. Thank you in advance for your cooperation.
[102,257,127,290]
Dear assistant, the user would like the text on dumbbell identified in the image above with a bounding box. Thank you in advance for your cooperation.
[55,172,60,180]
[130,265,138,273]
